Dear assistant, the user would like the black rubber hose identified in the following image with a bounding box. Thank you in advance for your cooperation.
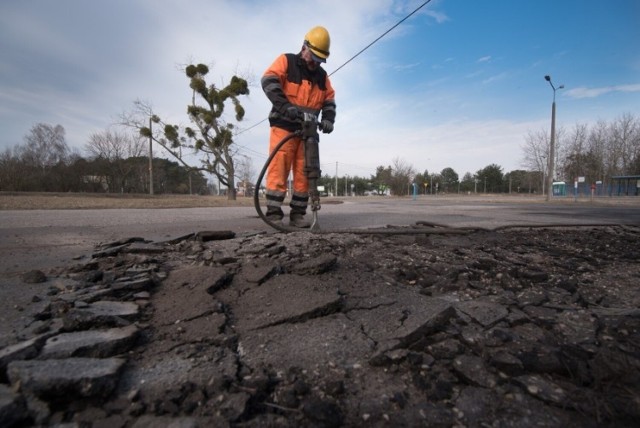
[254,131,301,233]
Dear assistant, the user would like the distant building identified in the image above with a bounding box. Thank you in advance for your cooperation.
[236,180,255,197]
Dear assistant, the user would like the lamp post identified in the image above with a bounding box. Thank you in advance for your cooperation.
[148,117,154,195]
[541,154,547,196]
[544,75,564,201]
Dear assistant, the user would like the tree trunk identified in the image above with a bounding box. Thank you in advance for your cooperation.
[226,171,236,201]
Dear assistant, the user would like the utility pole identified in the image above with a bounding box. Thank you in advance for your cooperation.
[541,155,546,196]
[148,117,154,195]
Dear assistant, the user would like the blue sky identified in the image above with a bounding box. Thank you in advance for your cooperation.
[1,0,638,180]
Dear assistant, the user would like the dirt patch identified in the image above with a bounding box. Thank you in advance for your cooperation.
[0,192,256,210]
[0,192,348,210]
[1,224,639,427]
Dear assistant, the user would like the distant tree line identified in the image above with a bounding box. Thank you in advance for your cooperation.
[0,123,208,194]
[316,113,639,197]
[3,113,637,197]
[315,161,532,197]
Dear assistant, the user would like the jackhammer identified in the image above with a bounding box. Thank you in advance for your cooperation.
[254,112,322,232]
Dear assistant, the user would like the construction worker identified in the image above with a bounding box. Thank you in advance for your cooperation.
[261,25,336,228]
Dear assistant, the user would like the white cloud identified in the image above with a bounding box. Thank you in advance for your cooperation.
[425,9,450,24]
[482,72,508,85]
[565,84,640,99]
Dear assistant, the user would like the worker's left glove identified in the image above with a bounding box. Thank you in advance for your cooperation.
[319,120,334,134]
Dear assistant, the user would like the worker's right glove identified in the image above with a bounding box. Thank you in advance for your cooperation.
[284,105,301,121]
[319,119,334,134]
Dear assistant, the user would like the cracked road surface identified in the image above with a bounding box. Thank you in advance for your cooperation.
[1,196,639,426]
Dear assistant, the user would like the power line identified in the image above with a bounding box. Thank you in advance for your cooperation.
[234,142,267,159]
[237,117,268,136]
[329,0,433,77]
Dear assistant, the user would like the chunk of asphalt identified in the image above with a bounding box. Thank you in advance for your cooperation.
[39,324,139,359]
[455,300,509,328]
[290,254,338,275]
[8,357,126,399]
[0,331,60,382]
[231,274,342,332]
[62,301,139,330]
[355,292,455,359]
[154,265,231,324]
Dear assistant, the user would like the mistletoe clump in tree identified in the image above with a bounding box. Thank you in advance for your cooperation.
[139,63,249,200]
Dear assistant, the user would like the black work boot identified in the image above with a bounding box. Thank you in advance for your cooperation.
[289,213,311,228]
[266,207,284,227]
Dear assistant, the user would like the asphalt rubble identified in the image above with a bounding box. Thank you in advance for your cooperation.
[1,224,639,427]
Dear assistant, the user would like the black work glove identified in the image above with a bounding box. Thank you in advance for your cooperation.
[319,119,334,134]
[284,105,301,121]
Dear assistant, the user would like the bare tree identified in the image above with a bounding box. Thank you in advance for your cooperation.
[560,123,589,181]
[610,113,639,173]
[551,126,566,181]
[521,128,549,190]
[12,123,73,190]
[389,157,415,196]
[235,155,256,195]
[20,123,70,170]
[589,120,614,182]
[85,128,145,193]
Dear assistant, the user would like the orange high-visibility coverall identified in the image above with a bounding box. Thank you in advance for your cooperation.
[261,53,336,218]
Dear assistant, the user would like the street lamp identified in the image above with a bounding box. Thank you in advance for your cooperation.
[544,75,564,201]
[541,155,547,196]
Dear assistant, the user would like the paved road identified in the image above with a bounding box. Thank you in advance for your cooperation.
[1,196,639,278]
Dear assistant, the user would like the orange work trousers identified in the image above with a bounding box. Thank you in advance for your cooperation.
[266,126,309,195]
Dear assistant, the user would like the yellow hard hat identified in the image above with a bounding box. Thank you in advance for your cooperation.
[304,26,330,62]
